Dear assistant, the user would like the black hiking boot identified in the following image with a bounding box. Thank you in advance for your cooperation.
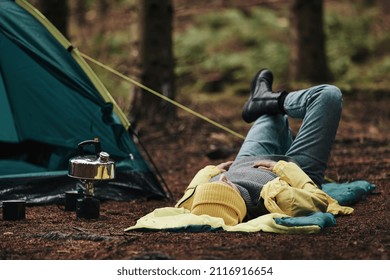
[242,69,288,123]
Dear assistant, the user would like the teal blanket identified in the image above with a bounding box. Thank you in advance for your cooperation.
[321,180,375,205]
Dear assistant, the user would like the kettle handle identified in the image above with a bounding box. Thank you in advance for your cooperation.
[77,139,101,156]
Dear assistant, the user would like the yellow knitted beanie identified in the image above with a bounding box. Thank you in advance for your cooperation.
[190,182,247,226]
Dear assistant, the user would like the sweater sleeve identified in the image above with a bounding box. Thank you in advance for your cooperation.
[262,160,354,216]
[186,165,223,190]
[175,165,222,209]
[272,160,316,189]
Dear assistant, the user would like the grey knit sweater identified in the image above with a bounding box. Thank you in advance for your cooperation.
[209,155,294,219]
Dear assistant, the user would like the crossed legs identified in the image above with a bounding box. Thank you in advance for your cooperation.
[236,84,342,186]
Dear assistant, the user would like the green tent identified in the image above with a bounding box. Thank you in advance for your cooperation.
[0,0,167,203]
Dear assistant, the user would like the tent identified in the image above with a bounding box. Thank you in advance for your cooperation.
[0,0,167,204]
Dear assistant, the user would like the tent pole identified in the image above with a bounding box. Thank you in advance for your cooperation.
[128,127,174,201]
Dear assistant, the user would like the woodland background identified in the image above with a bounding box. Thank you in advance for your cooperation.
[29,0,390,124]
[0,0,388,260]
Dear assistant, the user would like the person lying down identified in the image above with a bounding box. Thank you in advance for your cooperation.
[174,68,352,226]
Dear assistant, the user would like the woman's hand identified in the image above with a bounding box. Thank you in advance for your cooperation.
[253,160,276,171]
[216,161,233,172]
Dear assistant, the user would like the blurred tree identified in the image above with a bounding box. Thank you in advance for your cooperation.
[98,0,109,16]
[37,0,69,38]
[289,0,332,83]
[132,0,176,124]
[74,0,87,26]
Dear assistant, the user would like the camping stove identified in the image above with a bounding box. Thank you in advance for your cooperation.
[68,139,115,219]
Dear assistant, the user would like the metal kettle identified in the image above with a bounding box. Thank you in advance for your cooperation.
[68,139,115,181]
[67,139,115,220]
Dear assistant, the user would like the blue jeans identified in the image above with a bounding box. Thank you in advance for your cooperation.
[235,85,343,186]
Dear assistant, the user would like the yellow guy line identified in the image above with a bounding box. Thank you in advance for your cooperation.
[79,52,246,140]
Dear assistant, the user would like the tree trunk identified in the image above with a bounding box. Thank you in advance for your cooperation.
[38,0,69,38]
[133,0,176,124]
[289,0,332,83]
[74,0,87,26]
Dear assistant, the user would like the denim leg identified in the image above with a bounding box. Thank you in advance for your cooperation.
[285,85,343,185]
[236,114,293,158]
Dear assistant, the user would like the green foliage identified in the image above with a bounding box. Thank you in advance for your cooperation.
[174,4,390,94]
[325,9,374,77]
[80,3,390,100]
[324,5,390,91]
[174,8,290,92]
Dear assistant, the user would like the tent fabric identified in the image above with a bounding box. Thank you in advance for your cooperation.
[0,0,167,203]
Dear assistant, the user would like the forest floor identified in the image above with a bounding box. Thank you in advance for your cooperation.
[0,91,389,260]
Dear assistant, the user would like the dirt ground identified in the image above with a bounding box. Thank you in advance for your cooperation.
[0,91,389,260]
